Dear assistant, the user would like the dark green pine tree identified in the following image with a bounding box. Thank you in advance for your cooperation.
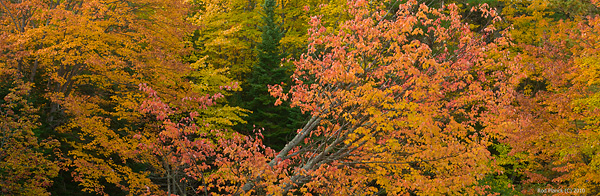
[239,0,306,150]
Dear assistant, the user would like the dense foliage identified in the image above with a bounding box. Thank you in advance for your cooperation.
[1,0,599,195]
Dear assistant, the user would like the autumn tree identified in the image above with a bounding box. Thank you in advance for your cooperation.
[0,66,60,196]
[132,82,277,196]
[236,0,522,194]
[495,0,600,194]
[0,0,206,194]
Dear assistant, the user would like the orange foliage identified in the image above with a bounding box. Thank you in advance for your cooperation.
[502,4,600,194]
[1,0,194,194]
[262,0,521,194]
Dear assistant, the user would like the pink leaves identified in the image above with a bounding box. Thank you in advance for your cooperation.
[137,82,276,194]
[140,83,229,121]
[309,16,321,28]
[218,81,239,91]
[303,5,310,12]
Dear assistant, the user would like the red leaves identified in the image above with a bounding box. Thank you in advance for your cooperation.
[137,83,277,195]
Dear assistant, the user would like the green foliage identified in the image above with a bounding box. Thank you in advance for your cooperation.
[237,0,306,150]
